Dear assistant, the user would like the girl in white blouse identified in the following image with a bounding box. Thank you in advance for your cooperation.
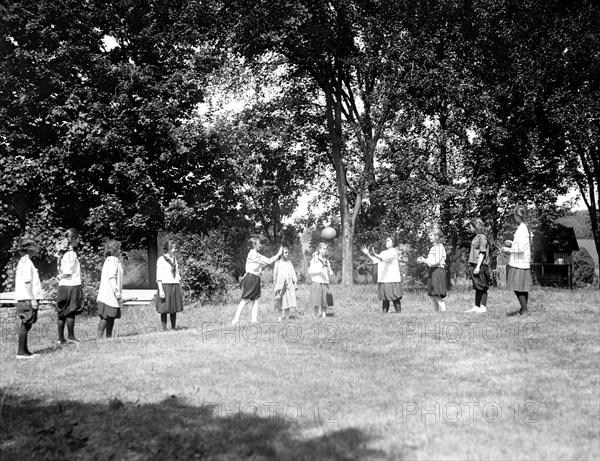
[55,228,84,344]
[308,242,334,318]
[502,205,533,316]
[96,240,123,338]
[232,237,283,324]
[361,235,402,313]
[14,238,43,358]
[417,228,447,312]
[156,240,184,331]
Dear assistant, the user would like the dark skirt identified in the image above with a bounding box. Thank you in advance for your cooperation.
[97,301,121,320]
[469,263,490,291]
[427,267,447,298]
[506,265,532,292]
[240,273,261,301]
[56,285,84,319]
[309,283,334,308]
[156,283,184,314]
[17,300,38,326]
[378,282,403,301]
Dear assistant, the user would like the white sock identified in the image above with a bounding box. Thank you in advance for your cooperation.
[232,300,247,324]
[250,301,259,323]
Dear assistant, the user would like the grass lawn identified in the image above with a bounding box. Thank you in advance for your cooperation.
[1,285,599,460]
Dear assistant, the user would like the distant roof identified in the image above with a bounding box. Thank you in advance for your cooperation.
[533,224,579,252]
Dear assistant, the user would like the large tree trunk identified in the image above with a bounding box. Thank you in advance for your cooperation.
[577,149,599,287]
[325,80,354,285]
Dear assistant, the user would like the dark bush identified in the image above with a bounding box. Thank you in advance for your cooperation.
[572,248,595,287]
[168,231,235,304]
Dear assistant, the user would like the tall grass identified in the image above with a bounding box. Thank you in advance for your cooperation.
[0,285,599,460]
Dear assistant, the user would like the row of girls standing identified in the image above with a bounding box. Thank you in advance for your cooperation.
[361,231,447,314]
[13,228,83,359]
[13,230,183,358]
[360,204,532,315]
[232,238,335,324]
[97,238,184,336]
[464,206,533,315]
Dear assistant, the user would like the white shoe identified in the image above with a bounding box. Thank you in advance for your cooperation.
[477,306,487,313]
[16,354,38,360]
[465,306,479,313]
[322,312,326,318]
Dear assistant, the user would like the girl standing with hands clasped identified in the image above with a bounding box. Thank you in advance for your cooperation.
[14,238,43,358]
[361,235,402,313]
[273,246,298,321]
[232,237,283,324]
[156,240,184,331]
[417,228,447,312]
[503,205,533,316]
[308,242,334,318]
[465,218,491,313]
[55,228,84,344]
[96,240,123,339]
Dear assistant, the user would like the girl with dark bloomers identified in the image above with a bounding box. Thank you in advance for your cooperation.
[14,237,43,358]
[55,228,84,344]
[465,218,491,314]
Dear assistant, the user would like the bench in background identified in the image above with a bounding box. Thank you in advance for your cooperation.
[0,289,156,308]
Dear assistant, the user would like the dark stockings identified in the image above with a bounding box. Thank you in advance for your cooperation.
[475,290,488,307]
[515,291,528,313]
[160,313,177,331]
[382,300,402,313]
[97,318,115,338]
[58,314,76,341]
[18,323,32,355]
[382,300,390,313]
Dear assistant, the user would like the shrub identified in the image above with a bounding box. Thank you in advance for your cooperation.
[572,248,595,287]
[165,231,235,304]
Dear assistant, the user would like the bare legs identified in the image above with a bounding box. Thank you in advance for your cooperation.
[232,299,260,324]
[430,296,446,312]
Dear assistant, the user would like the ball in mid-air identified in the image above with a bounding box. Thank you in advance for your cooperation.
[321,227,337,240]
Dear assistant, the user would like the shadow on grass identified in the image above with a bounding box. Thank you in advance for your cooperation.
[0,390,392,460]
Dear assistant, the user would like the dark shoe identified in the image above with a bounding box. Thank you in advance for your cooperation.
[57,339,68,345]
[507,310,521,317]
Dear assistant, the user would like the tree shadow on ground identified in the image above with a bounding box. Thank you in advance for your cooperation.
[0,389,396,460]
